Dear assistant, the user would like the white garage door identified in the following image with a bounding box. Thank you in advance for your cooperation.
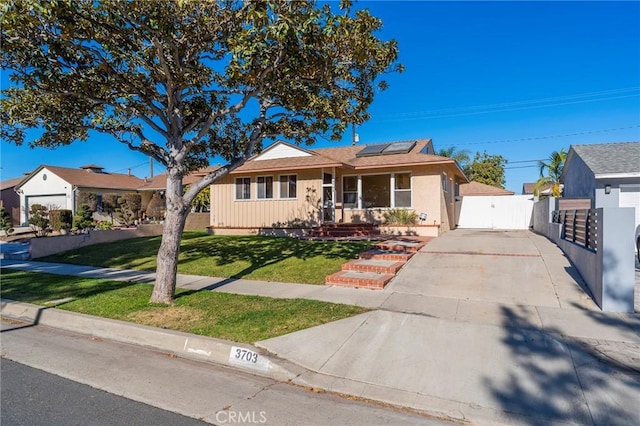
[456,195,534,230]
[619,184,640,233]
[26,194,68,212]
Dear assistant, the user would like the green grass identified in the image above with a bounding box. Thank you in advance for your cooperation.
[40,232,373,285]
[0,269,369,343]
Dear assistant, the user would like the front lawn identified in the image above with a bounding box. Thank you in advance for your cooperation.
[40,232,373,285]
[1,269,369,343]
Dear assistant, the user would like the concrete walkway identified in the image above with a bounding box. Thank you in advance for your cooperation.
[2,229,639,425]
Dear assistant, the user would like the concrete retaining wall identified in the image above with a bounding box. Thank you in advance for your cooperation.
[30,225,163,259]
[184,213,210,231]
[533,199,635,312]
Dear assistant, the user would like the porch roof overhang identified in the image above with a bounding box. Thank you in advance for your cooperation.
[229,160,348,174]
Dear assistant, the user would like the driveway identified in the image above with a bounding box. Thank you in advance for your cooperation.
[258,229,640,425]
[387,229,598,310]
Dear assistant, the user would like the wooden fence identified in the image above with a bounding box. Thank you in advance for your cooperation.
[552,209,598,251]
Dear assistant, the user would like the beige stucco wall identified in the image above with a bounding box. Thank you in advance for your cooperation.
[210,169,323,228]
[210,163,464,233]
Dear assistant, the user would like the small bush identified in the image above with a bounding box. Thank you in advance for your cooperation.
[28,204,50,237]
[383,208,418,226]
[50,209,73,231]
[0,207,14,234]
[73,204,94,230]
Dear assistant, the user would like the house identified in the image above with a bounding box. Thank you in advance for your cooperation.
[460,181,514,196]
[209,139,468,237]
[522,182,553,196]
[561,142,640,234]
[15,164,145,225]
[0,175,25,225]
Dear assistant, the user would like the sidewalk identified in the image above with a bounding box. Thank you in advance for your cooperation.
[2,229,639,425]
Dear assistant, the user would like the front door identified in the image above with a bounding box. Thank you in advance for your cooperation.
[322,172,334,222]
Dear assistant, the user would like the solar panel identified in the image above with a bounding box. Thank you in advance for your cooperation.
[381,140,416,155]
[356,143,390,157]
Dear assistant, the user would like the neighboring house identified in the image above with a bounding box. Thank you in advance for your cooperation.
[0,175,25,225]
[460,181,514,196]
[561,141,640,245]
[15,164,144,225]
[138,166,219,213]
[209,139,468,236]
[522,182,553,196]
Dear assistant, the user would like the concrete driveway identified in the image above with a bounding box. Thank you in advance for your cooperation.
[258,229,640,425]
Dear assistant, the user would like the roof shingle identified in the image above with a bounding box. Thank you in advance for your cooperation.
[571,142,640,176]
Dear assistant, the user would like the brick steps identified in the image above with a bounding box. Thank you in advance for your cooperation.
[342,258,405,274]
[325,238,430,290]
[325,270,395,290]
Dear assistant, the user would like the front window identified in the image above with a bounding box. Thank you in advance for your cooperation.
[279,175,297,198]
[394,173,411,207]
[442,172,448,192]
[235,177,251,200]
[257,176,273,199]
[343,173,412,209]
[362,174,390,208]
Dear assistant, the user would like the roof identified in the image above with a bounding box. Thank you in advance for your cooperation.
[138,166,221,191]
[17,165,144,191]
[522,182,552,195]
[566,142,640,178]
[232,139,468,180]
[460,181,514,196]
[1,176,25,190]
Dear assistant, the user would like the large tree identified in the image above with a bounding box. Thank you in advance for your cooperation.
[1,0,400,303]
[535,148,567,197]
[464,151,507,188]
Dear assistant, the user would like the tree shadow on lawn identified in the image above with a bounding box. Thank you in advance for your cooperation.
[178,235,370,279]
[483,305,640,425]
[0,269,137,306]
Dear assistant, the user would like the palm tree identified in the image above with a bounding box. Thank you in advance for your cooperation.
[436,146,471,168]
[535,148,567,197]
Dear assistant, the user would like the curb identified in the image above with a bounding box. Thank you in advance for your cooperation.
[0,299,307,384]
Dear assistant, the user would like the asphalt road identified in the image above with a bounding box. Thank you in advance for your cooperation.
[0,319,446,425]
[1,359,207,426]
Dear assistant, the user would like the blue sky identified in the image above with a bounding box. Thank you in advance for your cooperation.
[2,1,639,193]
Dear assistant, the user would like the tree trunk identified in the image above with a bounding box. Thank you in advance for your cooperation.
[149,171,189,304]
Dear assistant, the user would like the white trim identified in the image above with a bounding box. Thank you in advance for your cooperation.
[595,172,640,179]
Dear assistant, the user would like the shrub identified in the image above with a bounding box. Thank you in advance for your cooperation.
[49,209,73,231]
[77,191,98,212]
[0,207,14,234]
[73,204,94,230]
[28,204,50,237]
[145,192,165,221]
[116,193,142,225]
[383,208,418,226]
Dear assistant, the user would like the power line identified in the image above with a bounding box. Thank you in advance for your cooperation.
[453,125,640,147]
[375,87,639,119]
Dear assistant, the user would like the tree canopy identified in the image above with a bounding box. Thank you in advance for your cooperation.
[1,0,401,303]
[464,151,507,188]
[436,146,471,169]
[535,148,566,197]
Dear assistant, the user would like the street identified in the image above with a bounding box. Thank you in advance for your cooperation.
[2,359,206,426]
[0,319,448,425]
